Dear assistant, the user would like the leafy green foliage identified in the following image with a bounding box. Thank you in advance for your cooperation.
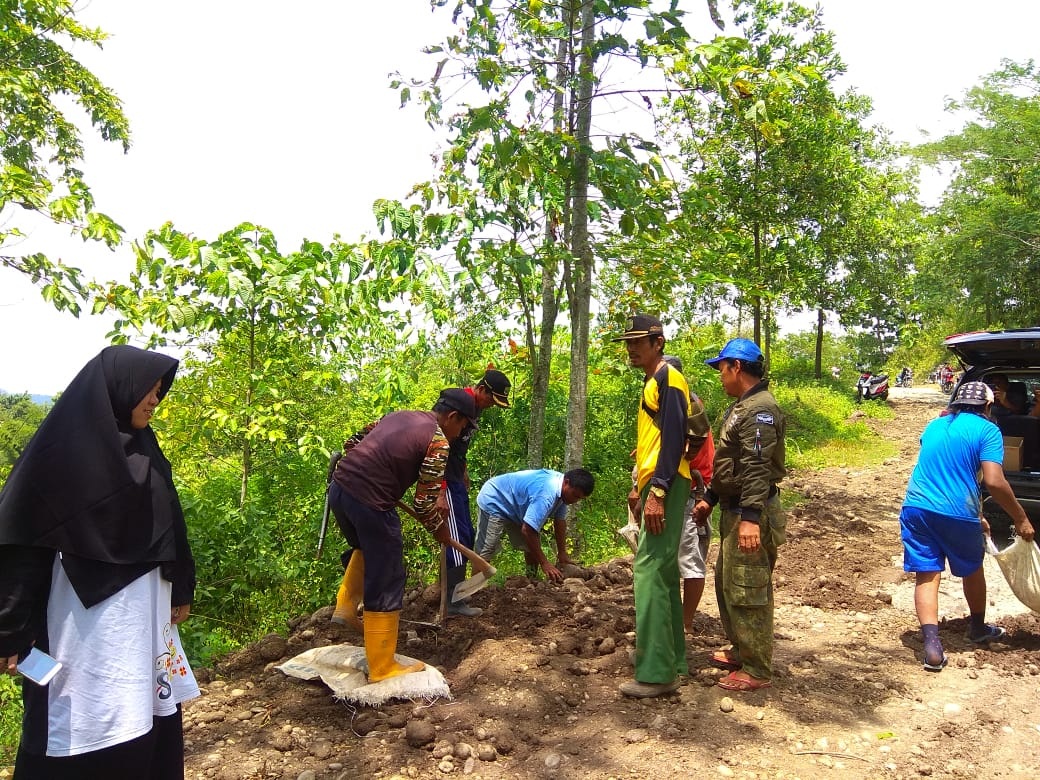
[0,0,129,313]
[0,393,48,474]
[915,59,1040,331]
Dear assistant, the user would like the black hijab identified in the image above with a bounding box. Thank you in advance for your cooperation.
[0,345,189,607]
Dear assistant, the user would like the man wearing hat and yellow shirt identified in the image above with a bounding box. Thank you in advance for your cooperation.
[437,369,512,617]
[693,338,786,692]
[614,314,693,698]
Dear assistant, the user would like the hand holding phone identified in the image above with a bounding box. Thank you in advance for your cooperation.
[16,647,62,686]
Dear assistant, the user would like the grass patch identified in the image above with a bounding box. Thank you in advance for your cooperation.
[774,380,898,470]
[0,674,22,764]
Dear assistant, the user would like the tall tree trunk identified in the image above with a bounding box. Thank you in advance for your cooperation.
[752,222,762,345]
[763,300,772,368]
[526,18,570,469]
[814,307,824,379]
[240,315,256,508]
[564,0,594,475]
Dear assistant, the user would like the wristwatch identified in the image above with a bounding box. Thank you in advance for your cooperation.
[649,486,667,499]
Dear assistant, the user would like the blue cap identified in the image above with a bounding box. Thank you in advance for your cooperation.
[705,338,763,368]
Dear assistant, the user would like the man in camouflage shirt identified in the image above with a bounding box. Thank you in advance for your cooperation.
[328,388,477,682]
[694,338,786,692]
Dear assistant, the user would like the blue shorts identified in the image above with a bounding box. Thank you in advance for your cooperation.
[900,505,985,577]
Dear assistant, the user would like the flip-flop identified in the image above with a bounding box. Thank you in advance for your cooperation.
[967,625,1006,644]
[717,672,772,691]
[923,655,948,672]
[708,651,742,671]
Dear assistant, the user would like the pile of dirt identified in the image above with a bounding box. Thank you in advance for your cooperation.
[182,387,1040,780]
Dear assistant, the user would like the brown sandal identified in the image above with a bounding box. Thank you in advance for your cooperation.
[717,671,772,691]
[708,650,741,671]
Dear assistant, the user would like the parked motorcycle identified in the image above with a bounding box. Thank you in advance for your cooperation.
[856,370,889,402]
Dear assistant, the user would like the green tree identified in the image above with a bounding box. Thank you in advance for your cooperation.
[95,222,442,505]
[916,59,1040,330]
[0,0,129,313]
[379,0,751,474]
[0,392,48,472]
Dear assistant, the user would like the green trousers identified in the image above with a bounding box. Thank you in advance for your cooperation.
[715,494,785,681]
[633,476,691,683]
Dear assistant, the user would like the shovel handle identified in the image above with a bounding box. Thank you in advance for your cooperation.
[438,544,448,626]
[395,501,495,575]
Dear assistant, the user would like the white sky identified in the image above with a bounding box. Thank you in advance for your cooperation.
[2,0,1038,394]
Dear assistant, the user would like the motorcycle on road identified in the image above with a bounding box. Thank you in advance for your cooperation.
[856,369,889,402]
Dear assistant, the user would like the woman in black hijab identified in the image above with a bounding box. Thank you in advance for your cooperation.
[0,345,198,780]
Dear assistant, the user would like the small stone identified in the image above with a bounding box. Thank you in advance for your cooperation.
[296,772,316,780]
[494,728,516,755]
[257,633,288,661]
[432,739,454,759]
[463,756,476,775]
[404,719,436,748]
[598,637,616,655]
[719,697,734,713]
[544,752,562,769]
[454,743,473,759]
[438,758,454,773]
[309,739,332,759]
[624,729,648,743]
[477,743,497,761]
[717,765,735,777]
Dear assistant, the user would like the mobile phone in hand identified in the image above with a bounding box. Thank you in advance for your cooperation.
[16,647,62,686]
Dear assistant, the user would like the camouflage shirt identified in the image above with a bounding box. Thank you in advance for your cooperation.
[705,380,786,522]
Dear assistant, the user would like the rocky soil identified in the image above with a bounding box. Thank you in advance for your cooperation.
[181,387,1040,780]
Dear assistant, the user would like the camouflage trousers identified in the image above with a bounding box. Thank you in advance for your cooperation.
[714,493,786,681]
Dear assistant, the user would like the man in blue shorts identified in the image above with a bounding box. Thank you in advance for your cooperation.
[900,381,1035,671]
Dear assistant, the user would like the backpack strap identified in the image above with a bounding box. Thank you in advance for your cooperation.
[641,363,669,423]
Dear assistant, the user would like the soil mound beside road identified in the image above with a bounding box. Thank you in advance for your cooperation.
[182,387,1040,780]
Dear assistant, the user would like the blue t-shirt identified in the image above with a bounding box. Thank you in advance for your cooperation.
[903,411,1004,520]
[476,469,566,532]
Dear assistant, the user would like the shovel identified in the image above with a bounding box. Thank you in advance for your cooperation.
[396,501,497,602]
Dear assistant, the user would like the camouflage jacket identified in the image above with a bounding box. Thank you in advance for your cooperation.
[705,380,786,522]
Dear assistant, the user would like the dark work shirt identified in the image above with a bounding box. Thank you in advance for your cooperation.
[334,411,448,529]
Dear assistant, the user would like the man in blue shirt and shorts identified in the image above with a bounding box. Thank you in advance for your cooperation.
[900,381,1034,671]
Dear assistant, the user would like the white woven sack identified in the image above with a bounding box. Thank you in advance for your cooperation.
[986,536,1040,614]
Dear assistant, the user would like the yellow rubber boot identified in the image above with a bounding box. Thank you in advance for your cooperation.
[364,611,425,682]
[331,551,364,629]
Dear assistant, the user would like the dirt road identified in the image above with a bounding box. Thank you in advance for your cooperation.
[182,388,1040,780]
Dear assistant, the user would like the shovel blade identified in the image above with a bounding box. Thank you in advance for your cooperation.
[451,568,495,602]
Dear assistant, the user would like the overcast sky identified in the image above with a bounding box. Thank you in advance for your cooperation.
[2,0,1039,394]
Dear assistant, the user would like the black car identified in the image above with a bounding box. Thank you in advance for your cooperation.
[944,328,1040,544]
